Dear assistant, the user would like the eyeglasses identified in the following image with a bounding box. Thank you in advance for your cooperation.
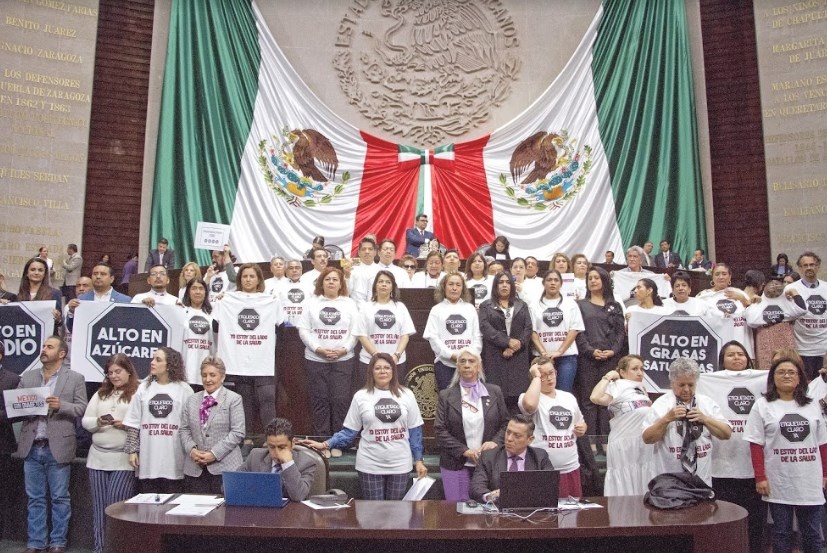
[775,370,799,377]
[461,400,479,413]
[149,271,167,277]
[403,264,416,269]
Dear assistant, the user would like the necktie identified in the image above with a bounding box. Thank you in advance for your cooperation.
[508,455,521,472]
[199,395,217,426]
[272,463,282,474]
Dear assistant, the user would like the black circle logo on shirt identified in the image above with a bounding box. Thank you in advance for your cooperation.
[779,413,810,443]
[542,307,564,328]
[374,398,402,423]
[188,315,210,335]
[727,387,755,415]
[211,277,224,293]
[374,309,396,330]
[762,305,784,325]
[320,307,341,326]
[473,284,487,300]
[671,309,690,316]
[806,294,826,316]
[445,314,467,335]
[238,308,260,331]
[715,299,737,315]
[287,288,305,304]
[148,393,174,418]
[548,405,572,430]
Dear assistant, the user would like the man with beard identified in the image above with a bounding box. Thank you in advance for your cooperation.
[16,337,87,553]
[786,251,827,380]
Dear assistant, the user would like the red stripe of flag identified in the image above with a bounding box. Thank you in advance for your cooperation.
[431,135,495,257]
[352,131,421,257]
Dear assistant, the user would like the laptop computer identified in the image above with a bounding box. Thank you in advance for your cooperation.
[222,471,288,508]
[498,470,560,512]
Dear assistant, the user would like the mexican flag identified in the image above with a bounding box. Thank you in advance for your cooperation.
[150,0,706,264]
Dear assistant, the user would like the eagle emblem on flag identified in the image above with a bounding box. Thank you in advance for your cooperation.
[257,127,350,208]
[499,129,592,211]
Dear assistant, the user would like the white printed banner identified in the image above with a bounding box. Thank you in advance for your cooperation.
[3,386,49,417]
[70,303,186,381]
[0,301,55,375]
[628,311,736,392]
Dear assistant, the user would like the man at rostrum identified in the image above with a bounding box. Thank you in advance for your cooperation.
[470,414,553,503]
[16,337,87,553]
[238,417,318,502]
[405,213,435,257]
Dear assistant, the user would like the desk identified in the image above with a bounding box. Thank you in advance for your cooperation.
[106,497,746,553]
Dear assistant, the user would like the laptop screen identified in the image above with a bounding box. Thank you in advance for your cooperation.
[498,470,560,511]
[222,471,287,508]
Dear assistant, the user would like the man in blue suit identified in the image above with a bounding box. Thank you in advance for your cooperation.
[65,263,131,332]
[405,213,435,257]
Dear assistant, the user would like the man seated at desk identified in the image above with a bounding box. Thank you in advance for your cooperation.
[238,417,317,502]
[469,414,553,503]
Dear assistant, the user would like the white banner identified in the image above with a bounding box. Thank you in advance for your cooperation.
[628,311,736,392]
[70,303,186,381]
[0,301,55,375]
[3,386,49,417]
[611,271,671,304]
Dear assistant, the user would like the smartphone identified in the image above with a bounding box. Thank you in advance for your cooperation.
[100,414,114,423]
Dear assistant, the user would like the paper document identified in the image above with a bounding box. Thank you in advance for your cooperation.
[300,500,351,510]
[125,493,174,504]
[403,476,435,501]
[169,495,224,505]
[166,504,220,517]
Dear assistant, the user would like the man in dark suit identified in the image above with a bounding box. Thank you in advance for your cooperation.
[65,263,131,332]
[16,336,87,553]
[654,240,682,268]
[238,418,318,502]
[470,414,553,503]
[405,213,435,257]
[144,237,176,272]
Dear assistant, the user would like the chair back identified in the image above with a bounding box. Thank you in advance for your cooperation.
[294,443,329,495]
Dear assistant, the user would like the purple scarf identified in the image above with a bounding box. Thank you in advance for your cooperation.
[460,379,489,403]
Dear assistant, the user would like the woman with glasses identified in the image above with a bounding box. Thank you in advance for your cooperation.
[354,270,416,381]
[589,355,654,496]
[530,269,584,393]
[82,354,140,553]
[479,271,532,413]
[434,348,508,501]
[399,255,418,286]
[745,356,827,553]
[519,356,587,498]
[301,353,427,499]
